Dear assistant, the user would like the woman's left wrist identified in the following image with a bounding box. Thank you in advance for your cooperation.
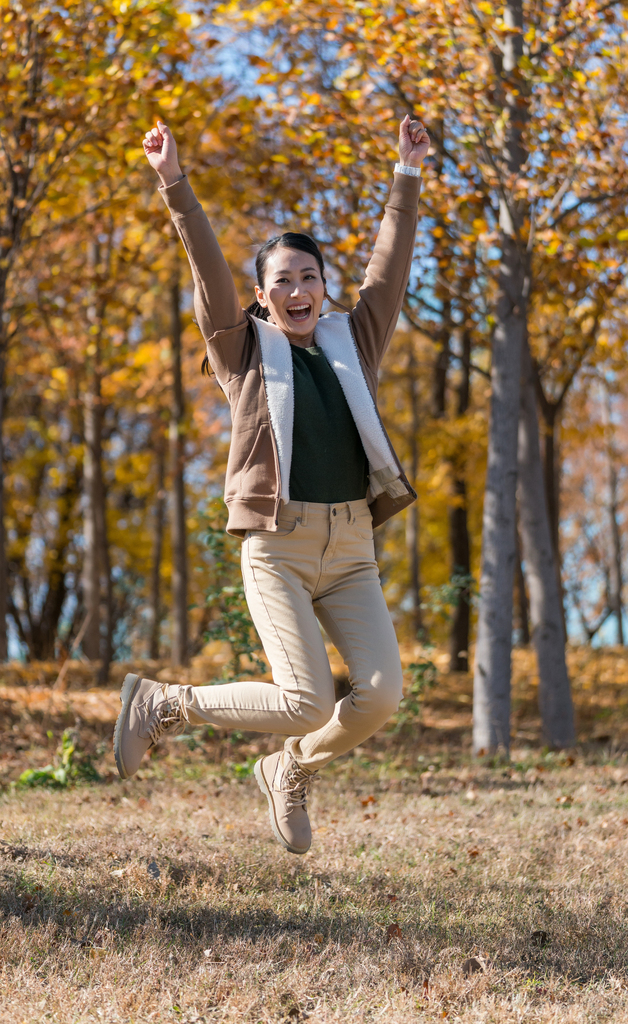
[394,160,422,177]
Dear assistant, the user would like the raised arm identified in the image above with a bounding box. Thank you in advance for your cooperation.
[143,123,248,374]
[351,116,429,373]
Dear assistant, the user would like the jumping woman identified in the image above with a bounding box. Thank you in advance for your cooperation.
[114,115,430,855]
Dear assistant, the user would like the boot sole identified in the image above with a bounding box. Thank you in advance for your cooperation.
[113,673,142,780]
[254,757,310,855]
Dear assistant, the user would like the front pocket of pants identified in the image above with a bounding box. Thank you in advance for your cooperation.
[248,520,298,540]
[353,515,373,541]
[273,519,299,537]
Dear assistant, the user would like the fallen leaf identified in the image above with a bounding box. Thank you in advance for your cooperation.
[361,795,377,807]
[386,894,398,902]
[110,868,125,878]
[386,922,402,942]
[137,796,149,809]
[530,930,550,947]
[562,821,572,831]
[577,817,589,827]
[468,847,480,858]
[314,933,324,944]
[422,977,430,996]
[363,812,377,821]
[448,867,458,875]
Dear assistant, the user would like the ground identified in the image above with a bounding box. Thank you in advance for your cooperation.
[1,647,628,1022]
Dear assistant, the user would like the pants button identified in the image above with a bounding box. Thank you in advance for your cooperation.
[332,508,337,516]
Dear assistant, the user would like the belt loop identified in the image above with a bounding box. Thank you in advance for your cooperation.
[347,500,355,524]
[301,502,308,527]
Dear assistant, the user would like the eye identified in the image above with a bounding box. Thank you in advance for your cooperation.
[304,273,316,280]
[274,277,289,283]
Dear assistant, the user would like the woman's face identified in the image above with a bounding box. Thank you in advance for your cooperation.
[255,247,325,342]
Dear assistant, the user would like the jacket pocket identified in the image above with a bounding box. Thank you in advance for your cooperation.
[238,422,276,498]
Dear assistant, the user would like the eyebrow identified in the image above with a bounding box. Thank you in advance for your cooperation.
[273,266,318,275]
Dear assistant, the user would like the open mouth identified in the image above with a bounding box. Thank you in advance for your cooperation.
[286,304,311,323]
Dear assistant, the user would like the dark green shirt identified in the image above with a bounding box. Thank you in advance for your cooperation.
[289,344,369,503]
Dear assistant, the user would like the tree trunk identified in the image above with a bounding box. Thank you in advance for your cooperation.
[148,428,166,659]
[449,480,471,672]
[81,243,112,678]
[96,468,113,684]
[0,275,8,661]
[82,386,102,661]
[606,392,624,645]
[170,274,189,667]
[432,312,450,419]
[35,467,82,659]
[0,319,7,659]
[472,0,527,755]
[514,524,530,646]
[449,327,472,672]
[517,337,575,747]
[406,340,423,636]
[542,406,561,568]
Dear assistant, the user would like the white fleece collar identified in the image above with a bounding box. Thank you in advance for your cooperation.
[252,312,406,504]
[254,316,293,503]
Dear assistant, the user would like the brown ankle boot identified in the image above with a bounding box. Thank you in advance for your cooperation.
[113,674,186,780]
[254,751,318,854]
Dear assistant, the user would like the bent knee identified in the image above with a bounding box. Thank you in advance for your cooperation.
[357,670,403,720]
[286,695,335,733]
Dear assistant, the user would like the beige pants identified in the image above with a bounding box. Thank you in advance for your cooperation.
[181,499,403,771]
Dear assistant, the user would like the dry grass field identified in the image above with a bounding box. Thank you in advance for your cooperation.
[1,646,628,1023]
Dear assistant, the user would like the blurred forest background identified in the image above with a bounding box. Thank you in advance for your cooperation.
[1,0,627,719]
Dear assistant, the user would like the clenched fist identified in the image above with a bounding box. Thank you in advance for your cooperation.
[143,121,183,187]
[398,115,430,168]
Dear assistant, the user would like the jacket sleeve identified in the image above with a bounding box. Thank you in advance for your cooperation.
[158,176,251,382]
[350,172,421,374]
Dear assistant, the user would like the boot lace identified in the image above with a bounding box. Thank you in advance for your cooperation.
[146,693,186,747]
[280,759,318,810]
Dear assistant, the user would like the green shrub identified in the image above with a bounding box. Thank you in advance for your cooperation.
[18,729,100,788]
